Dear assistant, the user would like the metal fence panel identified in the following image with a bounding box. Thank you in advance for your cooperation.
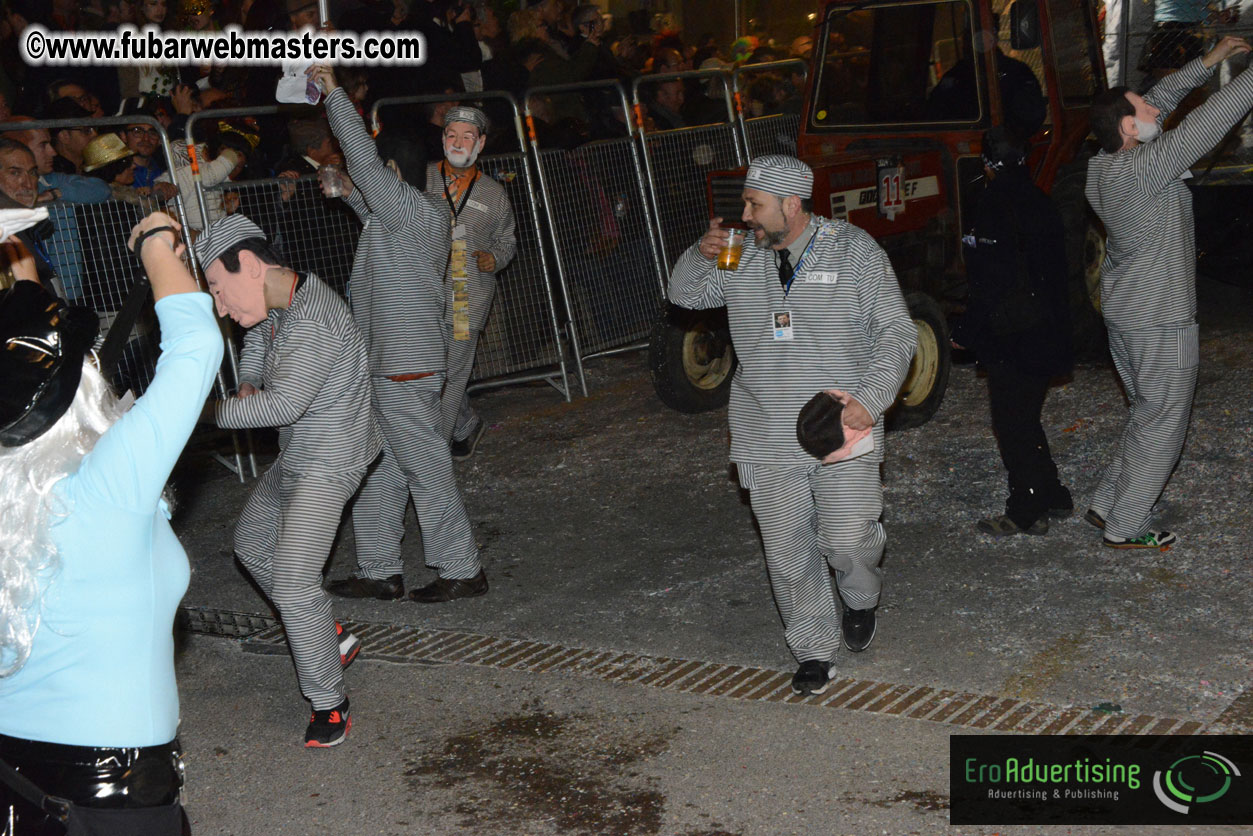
[742,113,802,159]
[40,194,169,395]
[642,123,744,272]
[534,139,661,356]
[470,151,568,382]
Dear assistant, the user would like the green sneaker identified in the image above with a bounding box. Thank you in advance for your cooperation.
[1103,530,1177,550]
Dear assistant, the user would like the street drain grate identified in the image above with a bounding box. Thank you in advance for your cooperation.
[181,607,1218,735]
[179,607,278,639]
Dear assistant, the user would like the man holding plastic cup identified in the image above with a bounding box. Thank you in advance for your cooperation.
[669,154,916,697]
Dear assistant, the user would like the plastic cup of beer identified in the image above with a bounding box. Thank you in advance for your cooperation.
[318,164,345,198]
[718,229,745,271]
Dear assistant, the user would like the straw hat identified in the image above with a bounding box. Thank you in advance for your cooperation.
[82,133,133,173]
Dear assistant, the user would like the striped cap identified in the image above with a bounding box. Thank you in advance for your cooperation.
[194,214,268,270]
[744,154,813,199]
[444,106,490,134]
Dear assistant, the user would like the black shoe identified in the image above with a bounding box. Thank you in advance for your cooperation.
[791,660,834,695]
[1084,508,1107,529]
[1048,504,1075,519]
[325,573,404,600]
[305,698,350,748]
[977,514,1048,536]
[407,569,488,603]
[843,605,877,652]
[450,420,486,461]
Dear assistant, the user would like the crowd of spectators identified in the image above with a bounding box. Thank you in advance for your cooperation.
[0,0,812,391]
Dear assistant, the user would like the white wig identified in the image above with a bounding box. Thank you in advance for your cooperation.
[0,363,122,676]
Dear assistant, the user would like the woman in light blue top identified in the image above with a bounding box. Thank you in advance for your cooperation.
[0,210,222,835]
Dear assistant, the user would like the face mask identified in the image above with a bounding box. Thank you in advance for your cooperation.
[445,136,484,168]
[1135,118,1160,144]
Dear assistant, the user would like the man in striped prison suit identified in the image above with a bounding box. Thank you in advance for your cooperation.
[198,214,382,747]
[669,155,916,697]
[426,105,517,460]
[309,65,489,604]
[1085,35,1253,550]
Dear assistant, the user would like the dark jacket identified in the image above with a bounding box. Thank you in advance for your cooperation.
[955,166,1072,377]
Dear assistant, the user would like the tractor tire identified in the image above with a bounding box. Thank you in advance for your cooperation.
[1052,166,1108,358]
[649,304,737,413]
[885,292,951,432]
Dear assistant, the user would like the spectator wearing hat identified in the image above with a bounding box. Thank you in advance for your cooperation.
[309,64,487,605]
[42,97,99,176]
[953,127,1072,537]
[426,105,515,459]
[669,154,915,696]
[196,213,381,747]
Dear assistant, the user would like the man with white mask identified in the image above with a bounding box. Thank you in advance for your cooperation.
[427,106,516,459]
[1084,35,1253,550]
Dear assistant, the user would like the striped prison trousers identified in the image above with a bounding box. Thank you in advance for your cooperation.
[235,463,367,710]
[352,374,481,580]
[440,277,497,443]
[1090,322,1199,539]
[738,458,885,663]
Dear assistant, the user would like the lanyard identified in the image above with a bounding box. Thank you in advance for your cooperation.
[780,226,819,298]
[441,162,479,225]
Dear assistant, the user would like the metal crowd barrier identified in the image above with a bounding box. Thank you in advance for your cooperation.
[371,91,574,401]
[632,69,746,275]
[0,113,250,480]
[525,80,667,373]
[733,60,808,161]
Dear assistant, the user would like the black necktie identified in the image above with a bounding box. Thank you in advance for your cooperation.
[777,249,794,289]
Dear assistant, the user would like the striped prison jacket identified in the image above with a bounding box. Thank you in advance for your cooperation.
[1086,56,1253,331]
[217,273,382,475]
[326,86,451,376]
[669,216,916,465]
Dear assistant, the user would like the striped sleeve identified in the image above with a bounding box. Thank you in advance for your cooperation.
[1137,64,1253,192]
[849,243,916,419]
[237,323,267,388]
[487,191,516,272]
[668,243,727,309]
[1143,57,1212,119]
[215,320,332,430]
[326,87,436,235]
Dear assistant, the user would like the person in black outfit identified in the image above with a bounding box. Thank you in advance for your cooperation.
[953,126,1073,536]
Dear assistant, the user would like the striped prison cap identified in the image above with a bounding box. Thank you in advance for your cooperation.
[444,106,490,134]
[195,214,268,269]
[744,154,814,199]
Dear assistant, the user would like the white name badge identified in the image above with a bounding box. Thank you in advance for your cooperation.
[804,271,839,284]
[466,199,489,213]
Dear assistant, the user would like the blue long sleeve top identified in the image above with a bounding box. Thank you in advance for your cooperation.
[0,292,222,747]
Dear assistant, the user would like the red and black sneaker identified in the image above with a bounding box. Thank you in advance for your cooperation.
[336,622,360,668]
[305,698,351,748]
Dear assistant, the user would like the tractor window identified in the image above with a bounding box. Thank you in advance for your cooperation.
[812,0,984,128]
[992,0,1051,129]
[1044,0,1102,105]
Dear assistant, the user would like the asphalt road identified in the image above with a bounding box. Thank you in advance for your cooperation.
[168,277,1253,835]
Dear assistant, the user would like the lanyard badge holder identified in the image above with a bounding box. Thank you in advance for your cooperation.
[444,167,479,342]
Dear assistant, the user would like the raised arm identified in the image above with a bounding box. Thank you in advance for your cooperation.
[75,212,223,512]
[314,67,435,233]
[668,217,731,309]
[1138,50,1253,193]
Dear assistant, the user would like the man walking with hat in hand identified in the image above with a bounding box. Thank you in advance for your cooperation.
[669,154,915,696]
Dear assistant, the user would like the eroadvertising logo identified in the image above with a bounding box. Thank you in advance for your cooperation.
[950,735,1252,825]
[1152,750,1241,814]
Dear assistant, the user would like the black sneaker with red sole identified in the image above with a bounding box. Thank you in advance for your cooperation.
[305,698,351,748]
